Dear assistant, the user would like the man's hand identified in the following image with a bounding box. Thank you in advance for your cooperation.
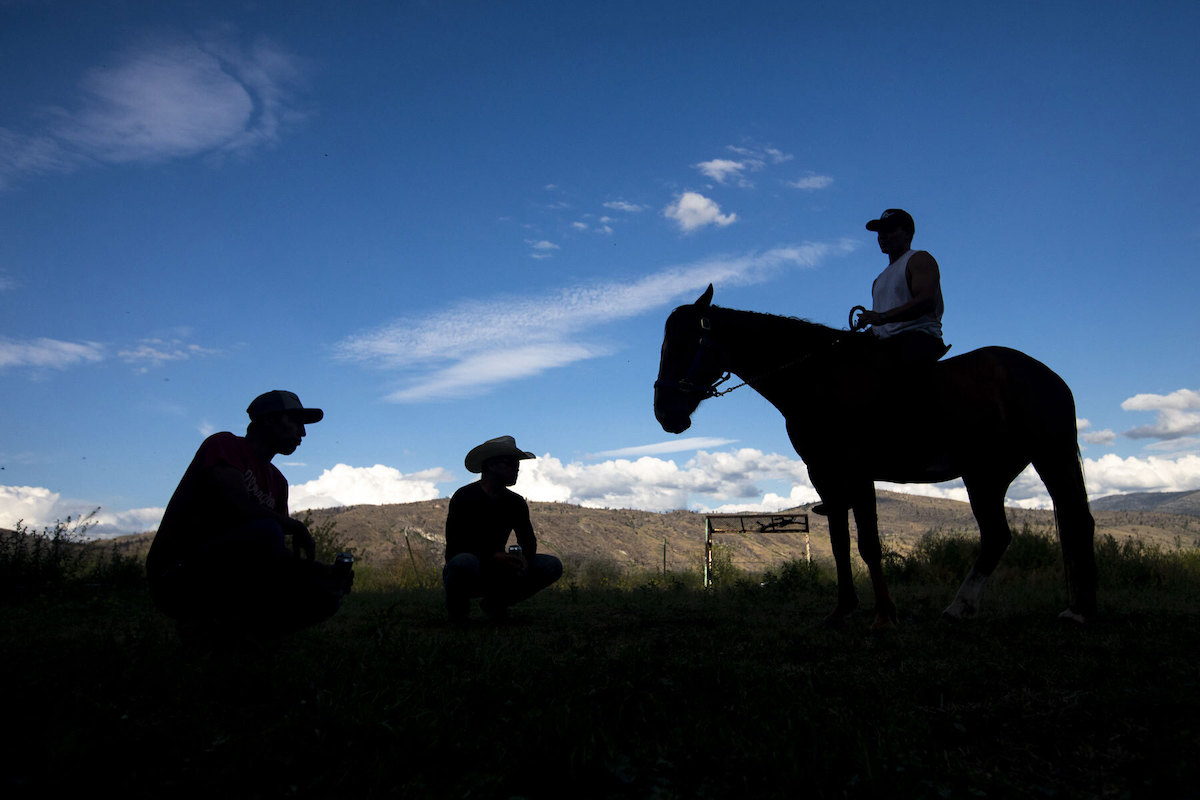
[857,309,886,328]
[286,517,316,560]
[493,552,527,576]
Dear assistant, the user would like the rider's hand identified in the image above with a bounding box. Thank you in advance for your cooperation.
[858,310,886,327]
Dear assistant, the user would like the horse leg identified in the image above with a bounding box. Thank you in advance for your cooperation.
[824,506,859,626]
[851,484,897,630]
[1034,454,1097,622]
[943,477,1012,620]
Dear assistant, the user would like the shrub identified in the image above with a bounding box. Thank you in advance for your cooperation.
[294,512,356,563]
[0,511,97,600]
[1002,524,1061,571]
[760,558,831,595]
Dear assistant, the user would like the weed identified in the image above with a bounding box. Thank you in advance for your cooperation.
[0,511,97,600]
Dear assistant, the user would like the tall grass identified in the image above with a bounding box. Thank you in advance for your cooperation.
[0,511,144,600]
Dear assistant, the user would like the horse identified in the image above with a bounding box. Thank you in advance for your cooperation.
[654,285,1097,629]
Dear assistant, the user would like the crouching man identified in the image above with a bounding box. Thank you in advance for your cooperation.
[443,436,563,624]
[146,390,352,643]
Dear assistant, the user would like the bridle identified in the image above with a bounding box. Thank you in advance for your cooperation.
[653,315,741,399]
[654,312,851,400]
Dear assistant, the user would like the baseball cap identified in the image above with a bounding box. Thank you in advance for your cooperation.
[246,390,324,423]
[865,209,915,233]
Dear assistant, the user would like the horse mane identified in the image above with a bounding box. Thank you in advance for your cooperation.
[708,304,848,352]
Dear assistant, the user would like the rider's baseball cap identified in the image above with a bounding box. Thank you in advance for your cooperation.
[247,390,324,423]
[865,208,915,234]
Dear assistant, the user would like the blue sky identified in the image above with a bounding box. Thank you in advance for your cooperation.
[3,0,1199,537]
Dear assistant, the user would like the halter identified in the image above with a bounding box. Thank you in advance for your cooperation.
[653,316,738,399]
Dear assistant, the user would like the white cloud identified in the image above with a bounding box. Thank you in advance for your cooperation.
[787,174,834,190]
[695,158,760,186]
[335,241,854,401]
[0,484,162,538]
[1081,430,1117,445]
[664,192,737,232]
[1077,417,1116,446]
[1122,388,1200,440]
[14,443,1200,539]
[590,437,738,458]
[289,464,453,511]
[118,338,219,372]
[383,342,611,402]
[1,33,304,189]
[727,144,793,164]
[603,200,646,213]
[515,448,817,512]
[528,239,560,259]
[525,446,1200,514]
[571,221,588,231]
[0,337,106,369]
[0,485,64,530]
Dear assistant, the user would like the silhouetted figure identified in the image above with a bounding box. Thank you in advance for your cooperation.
[443,436,563,624]
[856,209,948,370]
[146,390,351,644]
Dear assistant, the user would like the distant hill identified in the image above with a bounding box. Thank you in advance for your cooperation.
[293,490,1200,574]
[101,489,1200,574]
[1090,490,1200,516]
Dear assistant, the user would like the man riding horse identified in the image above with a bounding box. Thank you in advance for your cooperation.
[857,208,948,369]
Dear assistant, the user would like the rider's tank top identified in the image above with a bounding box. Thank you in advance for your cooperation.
[870,249,943,340]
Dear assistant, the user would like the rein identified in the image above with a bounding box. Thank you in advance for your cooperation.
[655,313,848,400]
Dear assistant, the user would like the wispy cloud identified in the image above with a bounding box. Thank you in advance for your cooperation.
[1,32,305,190]
[664,192,737,232]
[590,437,738,459]
[528,239,560,259]
[118,338,220,372]
[787,174,834,190]
[2,333,217,373]
[335,240,856,402]
[603,200,646,213]
[694,144,794,188]
[0,337,105,370]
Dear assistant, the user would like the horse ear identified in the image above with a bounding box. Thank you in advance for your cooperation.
[696,284,714,308]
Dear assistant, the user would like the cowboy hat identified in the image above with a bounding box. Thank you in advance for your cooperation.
[464,435,536,473]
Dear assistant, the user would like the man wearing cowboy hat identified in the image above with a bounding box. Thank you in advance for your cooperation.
[443,435,563,624]
[146,390,352,643]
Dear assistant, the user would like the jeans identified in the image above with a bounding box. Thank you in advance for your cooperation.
[442,552,563,617]
[148,519,343,637]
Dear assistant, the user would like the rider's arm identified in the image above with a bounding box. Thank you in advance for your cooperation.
[209,464,315,558]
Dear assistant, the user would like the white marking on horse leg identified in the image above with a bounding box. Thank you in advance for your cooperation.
[943,568,988,619]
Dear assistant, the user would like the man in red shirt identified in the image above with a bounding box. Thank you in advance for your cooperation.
[146,390,351,641]
[443,436,563,624]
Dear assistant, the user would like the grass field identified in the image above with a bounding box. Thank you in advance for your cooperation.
[3,529,1199,799]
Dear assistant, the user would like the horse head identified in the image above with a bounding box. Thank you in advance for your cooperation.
[654,284,729,434]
